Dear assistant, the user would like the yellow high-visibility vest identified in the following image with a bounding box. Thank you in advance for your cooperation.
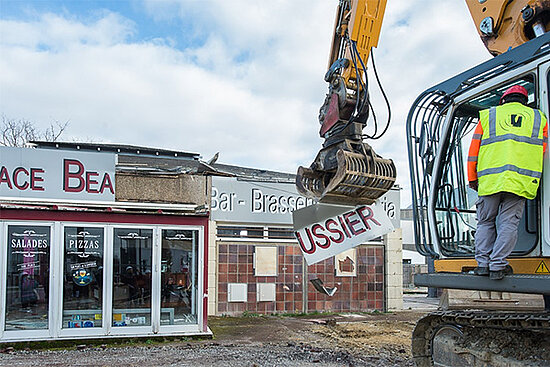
[478,102,546,199]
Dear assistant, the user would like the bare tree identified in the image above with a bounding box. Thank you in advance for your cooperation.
[1,115,69,147]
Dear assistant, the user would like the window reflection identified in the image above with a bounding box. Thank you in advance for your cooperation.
[62,227,104,328]
[161,230,198,325]
[112,228,153,327]
[5,225,50,331]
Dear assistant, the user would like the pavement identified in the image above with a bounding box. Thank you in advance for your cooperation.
[402,293,439,311]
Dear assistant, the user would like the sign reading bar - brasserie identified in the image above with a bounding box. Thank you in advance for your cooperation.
[0,146,116,202]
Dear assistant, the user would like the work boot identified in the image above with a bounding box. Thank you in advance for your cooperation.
[473,266,489,276]
[489,265,513,280]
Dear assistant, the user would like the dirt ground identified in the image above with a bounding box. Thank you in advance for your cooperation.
[0,311,425,367]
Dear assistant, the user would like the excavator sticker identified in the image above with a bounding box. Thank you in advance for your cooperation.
[292,202,393,265]
[535,260,550,274]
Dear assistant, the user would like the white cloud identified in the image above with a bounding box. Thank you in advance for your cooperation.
[0,0,491,206]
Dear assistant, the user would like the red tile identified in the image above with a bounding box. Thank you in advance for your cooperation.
[237,273,247,283]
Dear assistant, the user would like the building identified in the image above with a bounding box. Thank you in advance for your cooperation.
[0,143,211,342]
[1,141,404,343]
[208,173,403,315]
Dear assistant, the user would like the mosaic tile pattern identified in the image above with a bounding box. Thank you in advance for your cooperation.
[217,243,384,315]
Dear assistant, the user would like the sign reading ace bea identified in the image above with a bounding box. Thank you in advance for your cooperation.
[0,146,116,202]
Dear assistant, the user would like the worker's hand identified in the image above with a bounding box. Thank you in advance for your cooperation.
[469,180,478,192]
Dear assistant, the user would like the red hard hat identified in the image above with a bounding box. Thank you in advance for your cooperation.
[500,85,528,103]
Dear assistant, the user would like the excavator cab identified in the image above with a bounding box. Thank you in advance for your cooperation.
[407,48,549,271]
[411,75,540,262]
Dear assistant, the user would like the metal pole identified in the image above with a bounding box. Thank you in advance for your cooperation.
[427,257,438,298]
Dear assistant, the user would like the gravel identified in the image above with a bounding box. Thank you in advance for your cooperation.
[0,342,413,367]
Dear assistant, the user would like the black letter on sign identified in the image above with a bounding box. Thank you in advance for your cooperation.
[511,114,522,127]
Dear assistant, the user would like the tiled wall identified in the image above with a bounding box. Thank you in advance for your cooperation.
[217,242,385,315]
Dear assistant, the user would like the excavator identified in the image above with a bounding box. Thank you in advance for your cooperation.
[297,0,550,366]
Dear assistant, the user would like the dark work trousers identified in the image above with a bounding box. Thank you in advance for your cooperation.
[475,192,525,271]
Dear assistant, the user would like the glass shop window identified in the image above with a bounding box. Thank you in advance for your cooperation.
[62,226,104,329]
[161,229,199,325]
[112,228,153,327]
[267,227,294,239]
[217,226,264,238]
[5,225,50,331]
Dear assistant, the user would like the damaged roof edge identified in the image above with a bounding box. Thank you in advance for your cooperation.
[30,141,297,182]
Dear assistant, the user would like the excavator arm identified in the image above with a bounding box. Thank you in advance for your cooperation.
[296,0,396,206]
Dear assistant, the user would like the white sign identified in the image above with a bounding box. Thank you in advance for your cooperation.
[211,176,314,224]
[211,176,401,227]
[0,146,116,202]
[293,203,394,265]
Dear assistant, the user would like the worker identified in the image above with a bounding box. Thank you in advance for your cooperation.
[467,84,547,280]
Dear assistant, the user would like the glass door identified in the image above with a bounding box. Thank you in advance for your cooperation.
[111,228,153,333]
[3,224,52,338]
[59,226,105,335]
[159,228,202,332]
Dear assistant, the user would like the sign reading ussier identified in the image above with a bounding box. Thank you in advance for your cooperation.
[293,202,394,265]
[0,146,116,202]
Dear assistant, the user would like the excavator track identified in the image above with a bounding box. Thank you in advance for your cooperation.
[412,310,550,367]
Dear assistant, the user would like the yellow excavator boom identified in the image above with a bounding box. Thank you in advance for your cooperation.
[296,0,396,206]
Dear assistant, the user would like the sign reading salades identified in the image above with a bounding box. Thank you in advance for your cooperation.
[293,202,394,265]
[0,146,116,202]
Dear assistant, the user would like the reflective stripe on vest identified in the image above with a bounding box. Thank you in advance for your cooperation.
[477,164,542,179]
[477,103,546,199]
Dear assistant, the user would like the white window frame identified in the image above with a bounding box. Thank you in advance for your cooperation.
[57,223,109,338]
[1,221,55,342]
[108,224,157,337]
[158,225,205,334]
[0,221,206,341]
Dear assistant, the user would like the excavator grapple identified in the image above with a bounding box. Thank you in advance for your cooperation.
[296,139,395,205]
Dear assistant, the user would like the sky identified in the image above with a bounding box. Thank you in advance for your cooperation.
[0,0,491,207]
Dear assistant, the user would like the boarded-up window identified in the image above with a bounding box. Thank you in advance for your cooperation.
[228,283,248,302]
[257,283,276,302]
[335,248,357,277]
[254,246,277,276]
